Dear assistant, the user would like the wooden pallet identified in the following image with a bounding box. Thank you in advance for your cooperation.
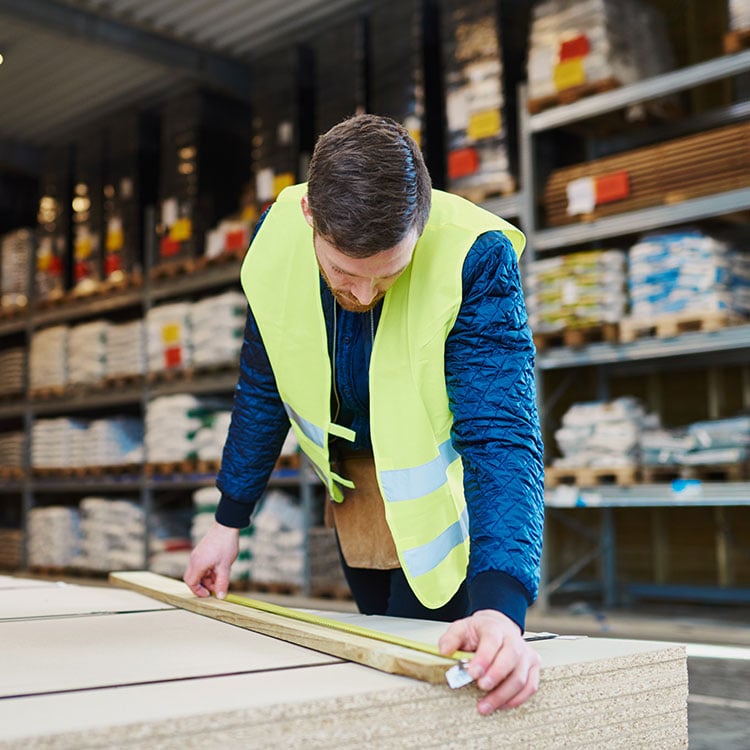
[102,373,146,389]
[150,258,197,280]
[724,27,750,54]
[681,462,749,482]
[639,465,684,484]
[146,367,195,384]
[0,304,27,320]
[619,311,744,343]
[193,249,245,271]
[144,459,198,477]
[70,273,143,299]
[28,386,66,400]
[195,459,221,476]
[450,179,517,206]
[274,453,301,472]
[534,322,619,351]
[528,77,620,115]
[545,465,638,488]
[0,467,24,480]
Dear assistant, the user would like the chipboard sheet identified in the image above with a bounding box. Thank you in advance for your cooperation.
[0,577,689,749]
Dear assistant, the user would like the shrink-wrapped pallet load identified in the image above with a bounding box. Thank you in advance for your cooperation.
[524,249,626,334]
[29,325,68,391]
[1,228,33,309]
[190,291,246,369]
[27,506,81,567]
[0,348,25,397]
[441,0,514,199]
[526,0,673,108]
[106,319,146,379]
[68,320,109,385]
[146,302,193,373]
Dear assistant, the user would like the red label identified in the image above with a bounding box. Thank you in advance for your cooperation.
[559,35,590,61]
[104,254,122,276]
[225,228,248,252]
[595,171,630,205]
[164,347,182,369]
[160,236,182,258]
[448,148,480,180]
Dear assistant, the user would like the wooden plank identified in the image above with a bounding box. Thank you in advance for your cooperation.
[110,571,459,685]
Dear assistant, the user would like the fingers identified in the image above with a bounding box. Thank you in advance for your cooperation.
[213,565,230,600]
[438,618,472,657]
[477,646,541,716]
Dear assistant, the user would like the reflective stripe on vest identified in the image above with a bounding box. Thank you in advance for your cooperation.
[242,182,525,608]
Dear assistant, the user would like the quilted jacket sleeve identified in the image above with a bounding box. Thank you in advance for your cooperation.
[214,210,290,528]
[446,230,545,630]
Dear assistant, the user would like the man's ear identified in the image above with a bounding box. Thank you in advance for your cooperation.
[300,194,314,228]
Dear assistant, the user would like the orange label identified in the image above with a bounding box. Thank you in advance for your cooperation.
[595,171,630,204]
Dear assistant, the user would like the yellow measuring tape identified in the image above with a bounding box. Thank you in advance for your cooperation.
[224,591,474,662]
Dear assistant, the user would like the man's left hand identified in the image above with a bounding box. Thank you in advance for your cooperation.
[438,609,541,715]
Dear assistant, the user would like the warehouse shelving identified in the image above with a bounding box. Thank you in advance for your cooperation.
[518,51,750,610]
[0,248,321,592]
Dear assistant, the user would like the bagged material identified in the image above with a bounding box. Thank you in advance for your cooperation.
[29,326,68,390]
[0,348,25,397]
[107,319,146,378]
[146,302,192,372]
[1,228,33,308]
[68,320,109,385]
[27,506,81,567]
[190,291,246,368]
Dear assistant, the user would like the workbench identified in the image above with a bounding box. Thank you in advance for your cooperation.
[0,574,689,748]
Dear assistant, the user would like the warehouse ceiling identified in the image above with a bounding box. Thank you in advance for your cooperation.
[0,0,367,161]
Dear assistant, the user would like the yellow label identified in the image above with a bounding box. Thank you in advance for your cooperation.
[273,172,296,198]
[554,58,586,91]
[169,217,192,242]
[468,109,502,141]
[74,236,92,260]
[161,322,181,345]
[106,228,124,252]
[408,128,422,149]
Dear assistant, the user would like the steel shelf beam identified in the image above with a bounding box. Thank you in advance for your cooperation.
[150,263,242,302]
[530,50,750,132]
[480,193,522,219]
[546,482,750,508]
[149,371,238,397]
[538,323,750,370]
[532,188,750,251]
[30,386,144,415]
[30,477,143,493]
[32,290,144,326]
[0,400,25,419]
[0,315,27,336]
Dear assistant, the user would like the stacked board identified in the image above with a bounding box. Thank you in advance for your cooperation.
[543,122,750,226]
[0,574,688,748]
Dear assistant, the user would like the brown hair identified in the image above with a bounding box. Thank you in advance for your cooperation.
[306,114,432,257]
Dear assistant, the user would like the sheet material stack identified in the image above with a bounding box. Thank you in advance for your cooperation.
[642,417,750,468]
[32,417,143,469]
[554,397,658,468]
[525,249,626,333]
[106,319,147,379]
[191,486,253,581]
[145,394,233,463]
[628,230,748,319]
[193,410,232,461]
[527,0,673,102]
[0,228,33,308]
[29,325,68,391]
[0,431,24,469]
[0,347,24,397]
[729,0,750,30]
[190,291,246,369]
[31,418,85,468]
[26,506,81,567]
[76,497,146,571]
[68,320,110,385]
[248,490,305,587]
[442,0,514,196]
[146,302,193,372]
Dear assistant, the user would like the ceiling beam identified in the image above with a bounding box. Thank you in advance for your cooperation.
[0,0,253,100]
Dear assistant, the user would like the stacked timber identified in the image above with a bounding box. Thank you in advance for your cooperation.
[543,122,750,227]
[0,575,688,748]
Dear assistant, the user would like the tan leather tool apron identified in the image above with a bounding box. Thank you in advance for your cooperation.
[325,449,400,570]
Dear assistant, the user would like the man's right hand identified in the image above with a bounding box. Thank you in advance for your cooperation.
[183,521,240,599]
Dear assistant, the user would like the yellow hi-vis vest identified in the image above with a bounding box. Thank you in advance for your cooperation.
[241,183,525,608]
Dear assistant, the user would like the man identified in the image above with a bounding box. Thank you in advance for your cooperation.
[185,114,545,715]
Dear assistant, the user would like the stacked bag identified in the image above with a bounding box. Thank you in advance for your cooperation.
[525,249,626,333]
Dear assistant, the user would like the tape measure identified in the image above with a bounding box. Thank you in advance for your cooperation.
[224,591,473,662]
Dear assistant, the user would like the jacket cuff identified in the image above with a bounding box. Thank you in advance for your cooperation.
[215,493,254,529]
[468,570,531,632]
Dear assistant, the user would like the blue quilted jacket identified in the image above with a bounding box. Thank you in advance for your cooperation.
[216,218,544,629]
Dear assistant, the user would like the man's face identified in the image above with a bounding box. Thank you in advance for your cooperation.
[301,195,417,313]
